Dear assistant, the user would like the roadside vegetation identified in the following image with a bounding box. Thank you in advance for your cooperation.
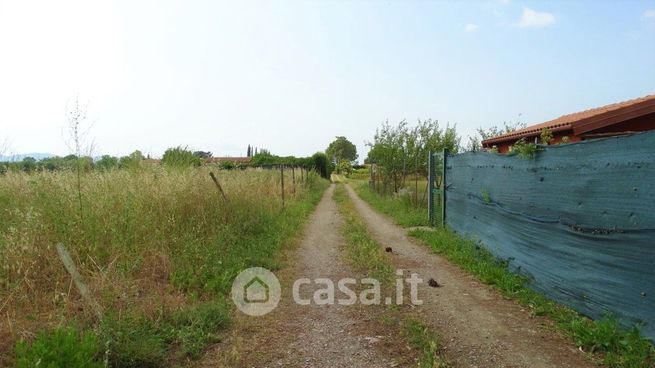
[353,182,654,368]
[333,184,449,367]
[333,185,393,282]
[349,179,428,227]
[0,164,327,367]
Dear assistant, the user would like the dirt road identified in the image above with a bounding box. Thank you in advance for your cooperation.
[193,184,596,367]
[192,184,418,367]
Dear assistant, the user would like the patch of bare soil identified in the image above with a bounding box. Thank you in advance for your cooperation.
[343,184,597,368]
[190,184,420,367]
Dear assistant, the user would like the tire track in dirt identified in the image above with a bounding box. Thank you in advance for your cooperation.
[343,183,596,368]
[191,184,418,367]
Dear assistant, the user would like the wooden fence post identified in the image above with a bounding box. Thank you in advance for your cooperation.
[209,172,228,201]
[292,166,296,196]
[56,244,103,320]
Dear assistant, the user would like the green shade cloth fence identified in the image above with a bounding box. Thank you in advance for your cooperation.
[441,131,655,340]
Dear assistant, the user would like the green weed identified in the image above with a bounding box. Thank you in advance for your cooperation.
[15,327,103,368]
[403,319,449,368]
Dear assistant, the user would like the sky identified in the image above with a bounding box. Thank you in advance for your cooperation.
[1,0,654,159]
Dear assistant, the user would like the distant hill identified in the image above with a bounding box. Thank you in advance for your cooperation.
[0,153,56,162]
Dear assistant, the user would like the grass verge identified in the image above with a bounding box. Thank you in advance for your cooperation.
[350,180,428,227]
[348,182,654,368]
[333,184,449,367]
[332,184,393,282]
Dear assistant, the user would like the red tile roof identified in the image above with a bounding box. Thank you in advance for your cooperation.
[207,157,252,163]
[482,94,655,145]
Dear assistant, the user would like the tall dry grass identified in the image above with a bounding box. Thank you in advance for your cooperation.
[0,166,325,366]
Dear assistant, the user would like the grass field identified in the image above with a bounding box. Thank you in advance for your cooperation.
[0,166,327,366]
[353,184,655,368]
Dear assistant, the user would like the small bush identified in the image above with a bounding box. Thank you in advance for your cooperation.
[540,128,553,145]
[162,146,202,168]
[15,327,102,368]
[509,138,538,159]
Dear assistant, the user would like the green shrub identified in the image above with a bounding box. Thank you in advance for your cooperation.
[118,150,144,169]
[218,160,236,170]
[15,327,102,368]
[96,155,119,171]
[310,152,332,179]
[540,128,553,145]
[509,138,538,159]
[162,146,202,168]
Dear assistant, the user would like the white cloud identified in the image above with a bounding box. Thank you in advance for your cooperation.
[464,23,479,32]
[499,0,511,5]
[644,9,655,19]
[516,8,555,28]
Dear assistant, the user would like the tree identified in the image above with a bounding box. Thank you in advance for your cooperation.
[326,136,358,165]
[336,159,353,175]
[119,150,144,169]
[465,121,527,152]
[367,119,459,193]
[96,155,118,171]
[193,151,212,159]
[310,152,332,179]
[21,157,37,172]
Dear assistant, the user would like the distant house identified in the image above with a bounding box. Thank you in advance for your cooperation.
[482,95,655,153]
[207,156,252,164]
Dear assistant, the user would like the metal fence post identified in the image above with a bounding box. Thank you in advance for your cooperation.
[428,151,434,226]
[441,148,447,228]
